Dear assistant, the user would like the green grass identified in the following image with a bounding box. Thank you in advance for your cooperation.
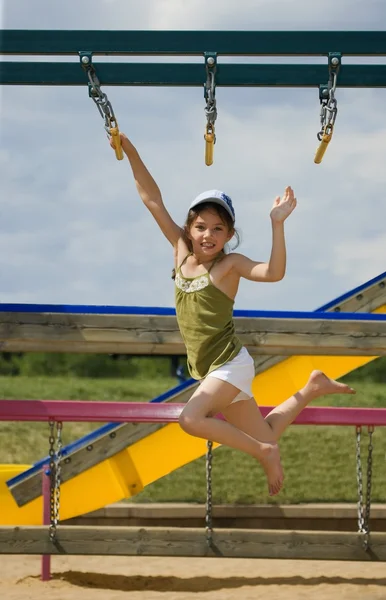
[0,375,385,504]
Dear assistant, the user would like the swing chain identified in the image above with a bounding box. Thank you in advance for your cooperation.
[355,425,374,551]
[365,426,374,534]
[80,53,118,134]
[205,440,214,548]
[317,53,341,141]
[48,420,63,542]
[204,54,218,138]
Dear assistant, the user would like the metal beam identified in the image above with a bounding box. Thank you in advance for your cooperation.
[2,62,386,87]
[2,30,386,56]
[0,400,386,427]
[1,401,386,425]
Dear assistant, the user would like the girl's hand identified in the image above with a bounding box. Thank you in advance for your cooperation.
[270,186,297,223]
[109,132,134,156]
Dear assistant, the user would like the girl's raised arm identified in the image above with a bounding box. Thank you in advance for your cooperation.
[113,133,183,246]
[232,186,297,282]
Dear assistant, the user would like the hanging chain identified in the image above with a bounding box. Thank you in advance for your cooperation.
[355,425,374,551]
[318,71,338,141]
[356,427,365,533]
[205,60,217,135]
[79,53,123,160]
[314,53,341,164]
[204,54,217,166]
[80,54,118,134]
[205,440,214,547]
[365,426,374,537]
[48,420,63,542]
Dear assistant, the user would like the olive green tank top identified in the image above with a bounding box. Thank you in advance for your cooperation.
[175,253,242,380]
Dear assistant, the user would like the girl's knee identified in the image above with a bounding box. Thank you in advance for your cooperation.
[179,410,199,435]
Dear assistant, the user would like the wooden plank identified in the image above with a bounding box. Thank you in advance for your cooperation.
[241,317,386,355]
[338,291,386,314]
[329,282,386,313]
[77,502,386,521]
[67,503,386,532]
[0,313,182,354]
[0,526,385,561]
[0,312,385,355]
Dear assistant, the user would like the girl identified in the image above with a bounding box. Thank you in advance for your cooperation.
[112,133,355,496]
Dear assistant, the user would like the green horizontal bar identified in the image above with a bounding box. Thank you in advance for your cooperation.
[2,30,386,56]
[2,62,386,87]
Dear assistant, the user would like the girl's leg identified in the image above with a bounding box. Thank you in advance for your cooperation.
[264,370,355,440]
[221,397,276,442]
[222,370,356,444]
[179,376,284,496]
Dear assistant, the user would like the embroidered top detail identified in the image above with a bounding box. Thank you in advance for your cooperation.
[175,272,209,293]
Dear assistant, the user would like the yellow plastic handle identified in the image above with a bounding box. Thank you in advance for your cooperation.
[205,131,215,166]
[109,126,124,161]
[314,130,333,165]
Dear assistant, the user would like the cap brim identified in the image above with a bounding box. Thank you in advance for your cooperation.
[189,197,235,221]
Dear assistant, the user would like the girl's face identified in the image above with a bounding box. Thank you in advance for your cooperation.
[188,208,233,257]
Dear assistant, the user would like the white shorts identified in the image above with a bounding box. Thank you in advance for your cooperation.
[206,347,255,403]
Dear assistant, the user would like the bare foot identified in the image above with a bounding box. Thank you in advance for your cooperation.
[306,370,356,398]
[260,443,284,496]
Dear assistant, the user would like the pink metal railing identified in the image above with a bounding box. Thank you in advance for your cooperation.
[1,399,386,426]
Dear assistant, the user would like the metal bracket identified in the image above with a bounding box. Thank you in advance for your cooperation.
[319,52,341,101]
[204,52,217,99]
[79,51,98,98]
[328,51,342,73]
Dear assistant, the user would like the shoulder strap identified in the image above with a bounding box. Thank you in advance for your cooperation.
[208,253,224,273]
[177,252,192,271]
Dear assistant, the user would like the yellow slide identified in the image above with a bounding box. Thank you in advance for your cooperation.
[1,305,384,525]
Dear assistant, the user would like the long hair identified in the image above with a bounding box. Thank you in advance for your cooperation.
[172,202,241,279]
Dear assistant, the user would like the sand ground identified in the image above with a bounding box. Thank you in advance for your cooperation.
[1,555,385,600]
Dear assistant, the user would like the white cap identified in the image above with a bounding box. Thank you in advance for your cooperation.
[189,189,235,222]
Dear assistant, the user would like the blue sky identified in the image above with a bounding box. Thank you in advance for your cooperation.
[1,0,385,311]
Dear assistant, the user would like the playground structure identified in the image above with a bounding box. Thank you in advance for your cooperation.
[1,30,386,163]
[0,271,386,576]
[1,28,386,578]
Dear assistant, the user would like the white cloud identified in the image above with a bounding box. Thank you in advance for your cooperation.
[149,0,386,29]
[331,234,386,283]
[5,0,386,30]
